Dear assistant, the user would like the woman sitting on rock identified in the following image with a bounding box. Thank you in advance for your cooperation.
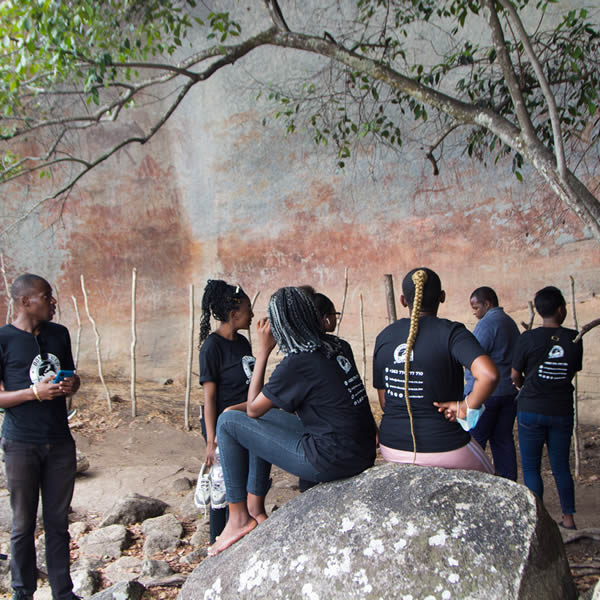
[373,267,498,472]
[209,286,377,556]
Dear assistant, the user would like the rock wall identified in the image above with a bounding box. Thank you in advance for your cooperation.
[0,2,598,420]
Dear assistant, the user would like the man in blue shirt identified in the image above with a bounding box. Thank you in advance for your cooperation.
[464,287,520,480]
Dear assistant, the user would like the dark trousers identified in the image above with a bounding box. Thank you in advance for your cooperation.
[470,394,518,481]
[1,438,76,600]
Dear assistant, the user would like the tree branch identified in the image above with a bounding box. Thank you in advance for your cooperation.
[481,0,537,144]
[263,0,290,32]
[496,0,567,179]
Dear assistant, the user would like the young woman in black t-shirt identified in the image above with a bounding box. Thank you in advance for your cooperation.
[208,286,377,556]
[511,286,583,530]
[198,280,255,543]
[373,268,498,471]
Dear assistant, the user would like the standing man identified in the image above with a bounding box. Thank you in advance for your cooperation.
[465,286,520,480]
[0,274,80,600]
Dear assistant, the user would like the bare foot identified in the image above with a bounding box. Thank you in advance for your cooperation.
[253,512,268,524]
[208,517,257,556]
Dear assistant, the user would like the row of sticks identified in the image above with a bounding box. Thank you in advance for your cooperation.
[0,256,598,476]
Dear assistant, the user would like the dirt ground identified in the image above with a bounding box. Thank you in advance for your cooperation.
[9,375,599,599]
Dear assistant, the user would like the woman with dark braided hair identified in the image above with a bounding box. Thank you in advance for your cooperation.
[373,268,498,472]
[198,280,255,544]
[208,286,376,556]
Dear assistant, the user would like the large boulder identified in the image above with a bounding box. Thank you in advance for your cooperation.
[180,463,576,600]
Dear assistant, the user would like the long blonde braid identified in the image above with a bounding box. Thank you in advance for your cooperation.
[405,269,427,463]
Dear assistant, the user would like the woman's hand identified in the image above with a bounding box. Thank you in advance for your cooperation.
[255,318,276,356]
[205,440,217,468]
[433,400,466,422]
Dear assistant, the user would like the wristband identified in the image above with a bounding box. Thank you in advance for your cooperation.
[31,384,42,402]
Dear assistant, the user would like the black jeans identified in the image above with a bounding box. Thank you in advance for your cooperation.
[1,438,76,600]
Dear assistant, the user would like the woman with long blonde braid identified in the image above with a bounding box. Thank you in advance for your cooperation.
[373,267,498,472]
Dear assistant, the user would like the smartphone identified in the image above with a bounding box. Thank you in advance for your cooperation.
[53,370,75,383]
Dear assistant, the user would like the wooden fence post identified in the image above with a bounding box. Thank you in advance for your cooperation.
[384,274,397,324]
[131,268,137,418]
[184,283,195,431]
[80,275,112,411]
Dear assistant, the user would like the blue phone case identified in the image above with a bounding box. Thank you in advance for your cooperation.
[53,370,74,383]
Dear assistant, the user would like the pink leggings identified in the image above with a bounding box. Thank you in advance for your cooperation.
[380,438,494,474]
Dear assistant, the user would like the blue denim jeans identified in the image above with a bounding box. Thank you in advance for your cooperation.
[470,394,517,480]
[1,438,76,599]
[517,411,575,515]
[216,409,324,504]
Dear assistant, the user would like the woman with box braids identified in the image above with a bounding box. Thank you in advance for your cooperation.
[198,280,255,544]
[209,286,376,555]
[373,267,498,472]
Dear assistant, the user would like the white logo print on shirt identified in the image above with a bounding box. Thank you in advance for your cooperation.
[538,345,568,381]
[30,353,60,383]
[336,355,352,374]
[393,343,414,365]
[242,355,256,384]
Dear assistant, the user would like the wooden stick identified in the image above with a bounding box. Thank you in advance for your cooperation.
[184,283,194,431]
[384,274,397,324]
[54,285,61,323]
[80,275,111,411]
[69,295,82,412]
[71,296,82,369]
[569,275,580,478]
[528,300,535,329]
[336,267,349,336]
[247,291,260,349]
[0,253,13,324]
[573,318,600,343]
[360,293,367,383]
[131,268,137,418]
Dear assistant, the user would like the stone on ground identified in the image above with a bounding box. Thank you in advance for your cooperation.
[180,463,576,600]
[100,493,168,527]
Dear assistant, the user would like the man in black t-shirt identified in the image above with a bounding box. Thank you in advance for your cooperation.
[0,274,80,600]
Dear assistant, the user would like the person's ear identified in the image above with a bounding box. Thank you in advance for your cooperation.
[400,295,409,308]
[439,290,446,304]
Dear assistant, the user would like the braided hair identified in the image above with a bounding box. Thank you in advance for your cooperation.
[199,279,248,344]
[267,287,340,357]
[401,267,442,460]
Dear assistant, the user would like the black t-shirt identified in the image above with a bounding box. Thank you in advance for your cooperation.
[0,322,75,444]
[373,316,484,453]
[262,343,376,479]
[512,326,583,416]
[199,333,255,416]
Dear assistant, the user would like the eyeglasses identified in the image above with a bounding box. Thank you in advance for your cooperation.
[330,312,341,317]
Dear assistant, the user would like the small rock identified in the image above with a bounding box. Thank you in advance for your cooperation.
[141,559,173,578]
[71,568,101,597]
[141,513,183,538]
[178,491,202,520]
[76,451,90,474]
[143,532,181,557]
[104,556,143,584]
[71,556,105,571]
[78,524,131,560]
[172,477,193,492]
[159,378,174,385]
[88,580,145,600]
[100,494,168,527]
[179,547,207,566]
[189,528,206,547]
[69,521,90,539]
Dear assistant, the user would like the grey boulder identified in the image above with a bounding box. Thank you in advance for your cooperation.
[180,463,576,600]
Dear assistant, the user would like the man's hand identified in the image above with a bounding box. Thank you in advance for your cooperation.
[58,373,80,396]
[36,374,65,401]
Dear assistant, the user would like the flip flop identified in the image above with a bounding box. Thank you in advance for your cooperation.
[559,521,577,531]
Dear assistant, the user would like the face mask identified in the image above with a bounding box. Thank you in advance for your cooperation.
[457,396,485,432]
